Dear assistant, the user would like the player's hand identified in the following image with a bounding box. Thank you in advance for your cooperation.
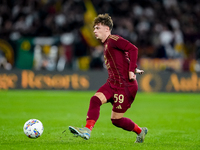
[135,68,144,75]
[129,71,136,81]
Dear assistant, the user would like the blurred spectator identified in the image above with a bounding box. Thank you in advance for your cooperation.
[0,50,12,70]
[158,25,177,58]
[194,39,200,72]
[196,40,200,60]
[90,45,104,69]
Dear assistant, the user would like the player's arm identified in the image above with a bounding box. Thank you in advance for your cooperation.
[114,37,138,73]
[111,36,140,81]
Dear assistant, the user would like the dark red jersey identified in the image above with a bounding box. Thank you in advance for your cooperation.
[103,35,138,87]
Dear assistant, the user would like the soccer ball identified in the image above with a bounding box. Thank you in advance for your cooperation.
[23,119,44,138]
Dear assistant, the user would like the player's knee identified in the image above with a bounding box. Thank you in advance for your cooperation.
[94,92,107,104]
[111,118,122,127]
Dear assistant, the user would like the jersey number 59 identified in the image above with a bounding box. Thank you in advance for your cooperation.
[114,94,124,103]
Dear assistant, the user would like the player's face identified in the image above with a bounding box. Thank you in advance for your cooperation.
[93,23,109,42]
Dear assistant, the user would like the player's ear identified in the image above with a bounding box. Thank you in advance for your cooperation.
[106,26,110,32]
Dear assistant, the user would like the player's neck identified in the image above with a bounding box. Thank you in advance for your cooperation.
[102,33,111,43]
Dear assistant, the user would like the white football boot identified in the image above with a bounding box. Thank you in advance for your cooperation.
[69,126,91,140]
[135,127,148,143]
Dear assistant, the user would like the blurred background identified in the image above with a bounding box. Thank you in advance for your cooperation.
[0,0,200,92]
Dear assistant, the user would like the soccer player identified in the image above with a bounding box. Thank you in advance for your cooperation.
[69,14,148,143]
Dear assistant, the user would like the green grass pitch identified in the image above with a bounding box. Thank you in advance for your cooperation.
[0,90,200,150]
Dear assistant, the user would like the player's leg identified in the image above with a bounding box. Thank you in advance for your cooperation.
[111,111,142,134]
[69,93,104,140]
[111,111,148,143]
[110,85,148,143]
[84,82,112,133]
[85,92,107,130]
[69,82,112,140]
[69,93,105,140]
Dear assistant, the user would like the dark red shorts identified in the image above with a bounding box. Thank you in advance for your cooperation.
[97,82,138,113]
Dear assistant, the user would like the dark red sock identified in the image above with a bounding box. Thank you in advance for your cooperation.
[85,96,102,130]
[111,117,141,134]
